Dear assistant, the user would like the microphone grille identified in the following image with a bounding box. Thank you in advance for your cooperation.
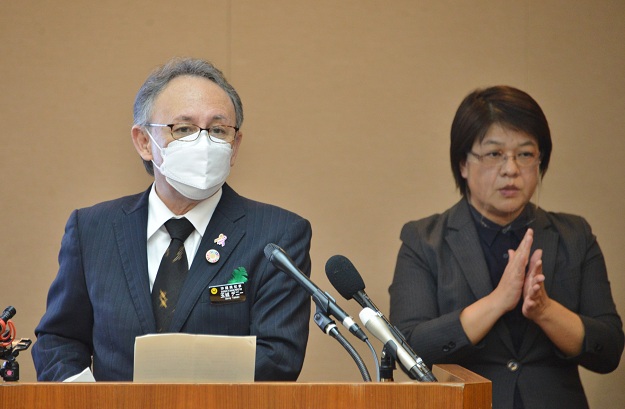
[358,307,377,325]
[325,255,366,300]
[263,243,279,260]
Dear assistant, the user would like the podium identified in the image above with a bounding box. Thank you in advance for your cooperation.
[0,364,491,409]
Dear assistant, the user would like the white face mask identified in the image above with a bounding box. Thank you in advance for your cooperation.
[148,130,232,200]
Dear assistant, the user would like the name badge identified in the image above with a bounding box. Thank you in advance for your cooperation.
[209,283,247,304]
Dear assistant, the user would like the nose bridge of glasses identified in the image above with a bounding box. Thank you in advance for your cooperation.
[499,153,523,172]
[180,125,211,140]
[503,153,519,163]
[494,155,518,177]
[194,127,222,143]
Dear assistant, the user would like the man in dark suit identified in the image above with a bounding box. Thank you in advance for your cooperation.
[32,57,312,382]
[389,86,623,409]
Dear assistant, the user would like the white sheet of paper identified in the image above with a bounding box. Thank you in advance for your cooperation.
[133,333,256,383]
[63,367,96,382]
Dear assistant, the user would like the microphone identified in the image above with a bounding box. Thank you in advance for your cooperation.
[263,243,368,342]
[326,255,437,382]
[1,306,16,325]
[325,255,381,312]
[1,306,32,382]
[360,308,436,382]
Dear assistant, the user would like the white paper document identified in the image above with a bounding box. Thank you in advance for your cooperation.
[63,367,96,383]
[133,333,256,383]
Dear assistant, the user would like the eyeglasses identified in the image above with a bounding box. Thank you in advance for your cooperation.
[146,123,239,144]
[468,150,541,168]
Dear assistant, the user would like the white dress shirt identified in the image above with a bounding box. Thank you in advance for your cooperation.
[146,185,222,291]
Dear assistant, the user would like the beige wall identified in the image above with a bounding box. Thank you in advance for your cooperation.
[1,1,623,407]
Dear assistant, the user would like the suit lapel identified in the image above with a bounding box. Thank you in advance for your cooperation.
[445,201,494,300]
[445,200,517,354]
[170,184,246,332]
[530,208,558,296]
[114,188,155,333]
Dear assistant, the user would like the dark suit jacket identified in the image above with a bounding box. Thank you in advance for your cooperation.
[33,183,312,382]
[389,199,623,409]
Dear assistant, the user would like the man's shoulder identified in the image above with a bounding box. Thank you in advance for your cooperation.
[75,188,149,216]
[221,184,308,223]
[241,194,306,220]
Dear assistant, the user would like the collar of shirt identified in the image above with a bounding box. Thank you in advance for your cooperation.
[146,184,223,290]
[147,185,222,241]
[468,201,531,247]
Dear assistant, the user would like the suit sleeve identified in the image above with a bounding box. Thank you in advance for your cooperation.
[389,221,477,366]
[251,216,312,381]
[563,217,624,373]
[32,210,94,381]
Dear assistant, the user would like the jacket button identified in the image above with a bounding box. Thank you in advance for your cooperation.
[442,342,456,352]
[507,360,520,372]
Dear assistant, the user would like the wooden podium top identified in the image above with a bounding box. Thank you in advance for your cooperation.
[0,364,491,409]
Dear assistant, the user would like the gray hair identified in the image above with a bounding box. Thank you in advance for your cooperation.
[133,57,244,175]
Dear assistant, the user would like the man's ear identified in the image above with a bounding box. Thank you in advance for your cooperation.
[131,125,153,161]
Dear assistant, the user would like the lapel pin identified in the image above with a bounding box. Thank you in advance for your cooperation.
[206,249,220,264]
[228,267,248,284]
[214,233,227,247]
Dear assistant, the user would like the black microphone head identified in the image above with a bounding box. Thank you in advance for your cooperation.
[264,243,280,260]
[1,306,16,322]
[325,255,366,300]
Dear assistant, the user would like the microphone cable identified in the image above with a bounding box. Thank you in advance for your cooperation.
[313,306,377,382]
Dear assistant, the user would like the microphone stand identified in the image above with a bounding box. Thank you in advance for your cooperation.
[313,305,373,382]
[379,346,396,382]
[357,295,437,382]
[1,306,32,382]
[0,338,31,382]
